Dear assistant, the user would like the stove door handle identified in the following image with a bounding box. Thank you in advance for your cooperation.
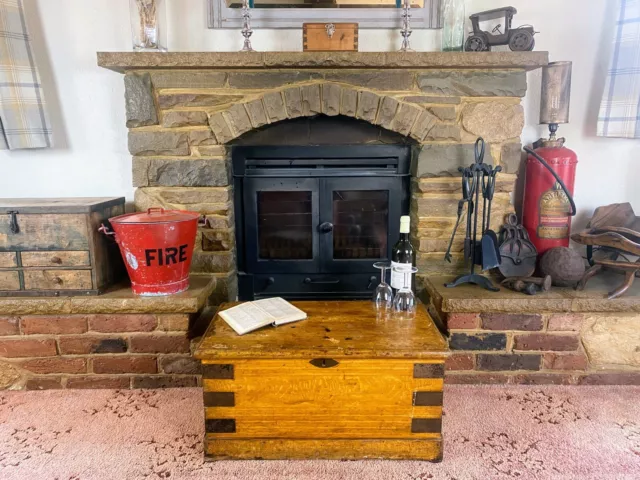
[318,222,334,234]
[304,277,340,285]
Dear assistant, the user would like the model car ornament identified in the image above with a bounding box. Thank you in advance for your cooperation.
[464,6,536,52]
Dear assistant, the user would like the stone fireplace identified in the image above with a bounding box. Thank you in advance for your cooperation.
[98,51,548,305]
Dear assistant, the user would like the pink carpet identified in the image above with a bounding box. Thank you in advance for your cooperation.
[0,386,639,479]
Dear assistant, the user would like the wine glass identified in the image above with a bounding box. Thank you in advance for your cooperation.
[392,265,418,317]
[372,262,393,311]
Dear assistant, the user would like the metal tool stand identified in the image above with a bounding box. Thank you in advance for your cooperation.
[445,139,500,292]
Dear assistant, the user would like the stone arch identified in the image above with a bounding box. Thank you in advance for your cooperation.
[206,82,437,145]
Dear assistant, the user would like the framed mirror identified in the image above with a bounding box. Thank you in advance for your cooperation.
[207,0,442,29]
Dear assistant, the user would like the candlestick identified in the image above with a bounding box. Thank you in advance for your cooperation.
[241,0,254,52]
[399,0,413,52]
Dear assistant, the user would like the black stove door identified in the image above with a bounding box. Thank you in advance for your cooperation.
[320,177,402,273]
[243,177,321,274]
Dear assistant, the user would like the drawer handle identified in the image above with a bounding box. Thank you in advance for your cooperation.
[310,358,339,369]
[304,278,340,285]
[51,256,62,265]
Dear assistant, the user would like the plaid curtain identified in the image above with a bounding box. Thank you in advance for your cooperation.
[0,0,52,149]
[598,0,640,138]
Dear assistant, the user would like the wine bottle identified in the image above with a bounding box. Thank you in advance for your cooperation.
[390,216,416,292]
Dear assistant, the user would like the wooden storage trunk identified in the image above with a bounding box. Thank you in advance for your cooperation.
[0,197,126,296]
[303,23,358,52]
[194,301,449,461]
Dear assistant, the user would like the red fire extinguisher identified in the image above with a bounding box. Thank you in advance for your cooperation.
[522,138,577,256]
[522,61,578,256]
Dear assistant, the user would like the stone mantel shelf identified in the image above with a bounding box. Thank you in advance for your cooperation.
[97,51,549,72]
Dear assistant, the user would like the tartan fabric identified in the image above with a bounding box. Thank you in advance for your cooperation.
[598,0,640,138]
[0,0,52,149]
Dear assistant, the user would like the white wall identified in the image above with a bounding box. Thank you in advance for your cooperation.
[0,0,638,230]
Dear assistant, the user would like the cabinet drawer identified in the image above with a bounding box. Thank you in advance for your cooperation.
[0,252,17,268]
[0,271,20,290]
[0,214,89,251]
[23,270,93,290]
[203,359,443,440]
[21,251,90,267]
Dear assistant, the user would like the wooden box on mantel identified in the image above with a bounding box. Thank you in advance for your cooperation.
[303,23,358,52]
[0,198,126,297]
[194,301,449,461]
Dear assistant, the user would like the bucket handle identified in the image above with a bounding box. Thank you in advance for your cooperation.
[147,208,165,215]
[98,223,115,236]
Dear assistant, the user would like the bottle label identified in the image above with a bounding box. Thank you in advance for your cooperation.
[537,182,571,239]
[390,261,412,289]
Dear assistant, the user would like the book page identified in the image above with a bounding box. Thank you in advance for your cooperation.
[219,302,275,335]
[253,297,307,325]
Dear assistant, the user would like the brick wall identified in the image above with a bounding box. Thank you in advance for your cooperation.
[444,312,640,385]
[0,314,202,390]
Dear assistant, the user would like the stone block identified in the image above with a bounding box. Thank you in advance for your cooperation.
[128,131,189,156]
[424,124,461,141]
[223,103,253,137]
[412,177,515,195]
[145,159,230,187]
[157,314,191,332]
[390,103,421,136]
[413,144,494,178]
[201,229,234,252]
[263,91,288,122]
[462,102,524,142]
[124,72,158,128]
[135,187,232,215]
[209,272,238,305]
[514,334,580,351]
[204,211,234,228]
[428,106,457,122]
[582,313,640,368]
[228,71,321,89]
[157,93,243,109]
[445,353,475,371]
[283,87,303,118]
[548,314,583,331]
[341,88,358,117]
[356,91,380,123]
[244,99,268,128]
[403,95,461,105]
[500,143,523,174]
[208,113,234,144]
[447,313,479,329]
[161,111,208,128]
[375,96,399,129]
[159,355,201,374]
[191,251,235,273]
[449,333,507,351]
[0,361,24,389]
[417,71,527,97]
[301,84,322,116]
[543,352,589,371]
[322,84,341,116]
[149,71,227,88]
[324,71,414,91]
[412,193,510,217]
[480,313,543,331]
[476,354,541,371]
[409,110,437,142]
[198,145,227,156]
[189,129,217,146]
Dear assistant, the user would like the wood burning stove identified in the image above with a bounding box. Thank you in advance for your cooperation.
[233,145,411,300]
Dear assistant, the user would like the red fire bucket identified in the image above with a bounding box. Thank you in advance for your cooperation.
[100,208,201,296]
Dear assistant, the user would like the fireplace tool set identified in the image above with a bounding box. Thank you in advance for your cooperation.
[444,138,502,292]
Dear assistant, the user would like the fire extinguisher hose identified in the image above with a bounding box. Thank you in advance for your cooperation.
[523,146,577,216]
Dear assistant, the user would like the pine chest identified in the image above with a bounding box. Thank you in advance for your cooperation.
[194,301,449,461]
[0,197,126,296]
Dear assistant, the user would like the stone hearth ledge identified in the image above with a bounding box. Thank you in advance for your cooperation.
[424,272,640,314]
[0,276,214,316]
[97,51,549,72]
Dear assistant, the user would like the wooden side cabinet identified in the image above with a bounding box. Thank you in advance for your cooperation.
[0,197,126,296]
[194,301,449,461]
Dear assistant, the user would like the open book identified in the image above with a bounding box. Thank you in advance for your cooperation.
[219,297,307,335]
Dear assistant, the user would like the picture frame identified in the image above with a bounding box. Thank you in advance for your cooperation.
[207,0,442,29]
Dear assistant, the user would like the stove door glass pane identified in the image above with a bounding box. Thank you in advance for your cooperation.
[258,191,313,260]
[332,190,389,260]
